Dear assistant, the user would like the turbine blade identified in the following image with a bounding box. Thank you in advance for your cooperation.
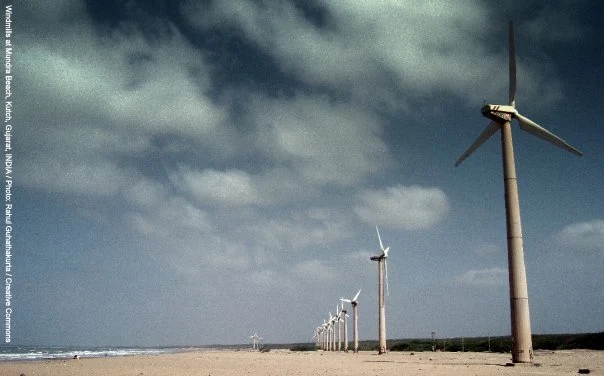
[353,289,361,302]
[515,113,583,156]
[454,121,501,167]
[385,259,389,297]
[376,226,384,251]
[509,21,516,107]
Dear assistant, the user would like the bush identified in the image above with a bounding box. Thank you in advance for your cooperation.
[289,344,317,351]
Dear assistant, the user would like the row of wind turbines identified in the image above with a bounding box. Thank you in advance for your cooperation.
[313,289,361,353]
[313,225,390,354]
[311,22,582,363]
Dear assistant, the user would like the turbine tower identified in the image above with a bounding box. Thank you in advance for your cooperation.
[336,305,342,352]
[455,21,582,363]
[341,289,361,353]
[370,226,389,355]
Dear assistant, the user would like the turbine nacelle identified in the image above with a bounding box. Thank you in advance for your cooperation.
[371,226,390,296]
[481,104,515,123]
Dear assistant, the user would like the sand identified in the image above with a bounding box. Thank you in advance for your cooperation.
[1,349,601,376]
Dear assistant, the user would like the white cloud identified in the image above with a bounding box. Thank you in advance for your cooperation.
[354,184,450,229]
[250,207,354,250]
[124,195,261,276]
[183,0,565,108]
[248,94,390,187]
[20,156,138,197]
[555,219,604,253]
[292,259,336,282]
[20,22,227,141]
[171,167,261,206]
[455,267,507,286]
[128,197,212,237]
[17,6,237,197]
[123,178,169,209]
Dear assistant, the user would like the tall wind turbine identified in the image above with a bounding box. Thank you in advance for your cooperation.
[341,289,361,353]
[370,226,389,354]
[455,21,582,363]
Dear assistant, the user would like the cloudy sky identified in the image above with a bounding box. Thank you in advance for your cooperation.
[14,0,602,346]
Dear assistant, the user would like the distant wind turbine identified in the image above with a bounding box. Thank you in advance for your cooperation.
[339,297,351,352]
[328,311,336,351]
[330,311,337,351]
[321,320,328,350]
[336,305,342,352]
[249,332,261,350]
[455,21,582,363]
[351,289,361,353]
[370,226,389,354]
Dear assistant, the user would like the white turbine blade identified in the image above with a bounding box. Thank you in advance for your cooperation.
[385,259,389,297]
[454,121,501,167]
[383,246,390,258]
[352,289,361,302]
[376,226,385,251]
[515,113,583,156]
[341,298,351,303]
[509,21,516,107]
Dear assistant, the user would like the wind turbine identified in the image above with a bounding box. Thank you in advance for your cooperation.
[328,312,335,351]
[336,305,342,352]
[370,226,389,354]
[249,332,260,350]
[455,21,582,363]
[330,311,337,351]
[338,297,351,352]
[341,289,361,353]
[321,320,328,350]
[312,327,320,348]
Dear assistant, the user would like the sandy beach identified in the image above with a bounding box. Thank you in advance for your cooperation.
[1,349,601,376]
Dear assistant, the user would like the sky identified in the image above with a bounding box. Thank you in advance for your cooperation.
[11,0,603,347]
